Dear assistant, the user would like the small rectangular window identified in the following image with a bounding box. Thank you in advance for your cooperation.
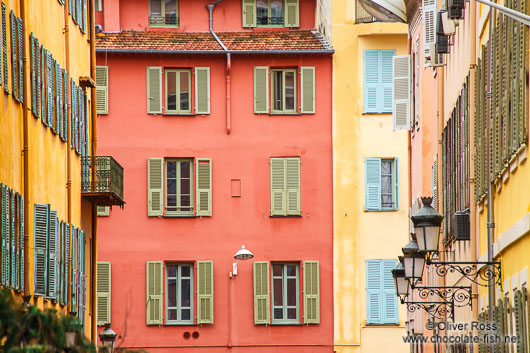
[165,69,191,114]
[149,0,179,27]
[165,159,194,216]
[271,69,296,113]
[365,158,398,211]
[271,263,299,324]
[257,0,284,25]
[166,263,193,324]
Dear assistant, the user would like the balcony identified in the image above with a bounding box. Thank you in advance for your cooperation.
[356,0,378,23]
[81,156,125,207]
[149,14,179,26]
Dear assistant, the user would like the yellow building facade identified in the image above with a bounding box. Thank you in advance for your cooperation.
[0,0,123,342]
[332,2,410,353]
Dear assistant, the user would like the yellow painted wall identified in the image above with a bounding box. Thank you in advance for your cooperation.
[0,0,94,341]
[332,1,410,353]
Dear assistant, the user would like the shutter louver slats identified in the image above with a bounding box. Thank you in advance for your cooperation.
[303,261,320,324]
[366,260,382,324]
[253,261,270,324]
[55,61,61,135]
[30,33,35,114]
[364,50,379,113]
[147,158,164,217]
[17,17,22,103]
[9,190,14,288]
[242,0,256,27]
[383,260,398,323]
[36,40,41,119]
[196,159,212,217]
[63,69,68,142]
[253,66,269,113]
[285,157,301,215]
[10,11,16,100]
[422,0,436,64]
[18,194,23,292]
[146,261,163,325]
[48,210,59,299]
[1,3,6,92]
[1,185,7,286]
[60,222,65,305]
[392,55,411,130]
[270,158,286,216]
[64,223,70,306]
[34,204,49,296]
[96,66,108,114]
[41,46,45,124]
[284,0,299,27]
[194,67,210,114]
[381,50,394,112]
[71,227,77,313]
[365,158,381,210]
[432,154,438,208]
[300,66,315,113]
[97,262,111,325]
[197,261,214,324]
[147,67,162,114]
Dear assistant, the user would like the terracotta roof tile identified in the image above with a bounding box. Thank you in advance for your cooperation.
[95,30,332,53]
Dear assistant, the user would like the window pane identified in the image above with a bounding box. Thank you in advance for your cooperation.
[381,161,392,174]
[150,0,161,15]
[272,264,283,277]
[181,279,191,306]
[381,175,392,194]
[167,195,177,207]
[168,308,177,320]
[167,161,176,178]
[181,309,191,321]
[167,178,176,195]
[167,71,177,110]
[287,278,296,306]
[257,0,268,24]
[164,0,177,25]
[181,195,191,207]
[286,265,296,276]
[274,308,283,320]
[270,0,283,24]
[285,72,295,110]
[181,179,190,195]
[167,265,177,277]
[287,308,297,319]
[181,265,191,277]
[179,71,190,111]
[180,161,190,178]
[382,194,393,208]
[167,279,177,307]
[273,71,283,111]
[273,278,283,305]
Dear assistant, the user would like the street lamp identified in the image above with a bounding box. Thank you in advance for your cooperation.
[411,197,443,253]
[232,245,254,276]
[99,324,117,353]
[392,256,409,302]
[402,235,426,283]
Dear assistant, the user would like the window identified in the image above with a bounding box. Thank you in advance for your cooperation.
[271,69,296,113]
[253,261,319,325]
[272,263,299,323]
[149,0,179,26]
[166,264,193,324]
[363,49,395,114]
[146,261,213,325]
[270,157,300,216]
[147,158,212,217]
[254,66,314,114]
[242,0,299,27]
[365,158,398,211]
[146,67,210,115]
[165,69,191,114]
[366,260,398,325]
[97,262,111,325]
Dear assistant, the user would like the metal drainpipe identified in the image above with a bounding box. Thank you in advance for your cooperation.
[19,0,29,298]
[89,0,98,343]
[207,1,231,134]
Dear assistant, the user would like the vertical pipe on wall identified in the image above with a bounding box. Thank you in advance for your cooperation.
[89,0,98,343]
[226,53,231,134]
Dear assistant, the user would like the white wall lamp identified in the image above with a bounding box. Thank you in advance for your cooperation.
[232,245,254,276]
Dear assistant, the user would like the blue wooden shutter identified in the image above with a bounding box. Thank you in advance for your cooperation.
[381,50,395,112]
[60,222,65,305]
[364,50,380,113]
[63,223,70,306]
[71,226,77,312]
[57,63,63,138]
[48,210,59,299]
[365,158,381,210]
[10,189,14,288]
[1,4,7,93]
[10,11,16,100]
[47,51,53,128]
[366,260,382,324]
[382,259,398,323]
[18,194,23,292]
[30,33,35,114]
[63,69,68,142]
[55,61,60,134]
[394,158,399,210]
[17,17,22,103]
[78,230,85,326]
[36,40,40,119]
[34,204,50,296]
[41,46,45,124]
[82,0,87,33]
[1,184,6,286]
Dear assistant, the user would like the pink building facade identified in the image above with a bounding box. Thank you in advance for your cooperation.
[95,1,333,353]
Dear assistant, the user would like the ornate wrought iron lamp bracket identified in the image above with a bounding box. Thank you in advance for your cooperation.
[411,286,472,308]
[405,301,454,321]
[426,261,502,288]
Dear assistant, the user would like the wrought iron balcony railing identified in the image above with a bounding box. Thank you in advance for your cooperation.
[355,0,378,23]
[149,14,179,26]
[81,156,125,207]
[257,16,284,25]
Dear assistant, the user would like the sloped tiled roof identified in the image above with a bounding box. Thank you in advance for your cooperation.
[95,30,333,53]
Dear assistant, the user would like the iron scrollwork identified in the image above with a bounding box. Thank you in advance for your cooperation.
[428,261,502,287]
[406,301,454,321]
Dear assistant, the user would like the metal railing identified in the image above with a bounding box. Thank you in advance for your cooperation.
[149,14,179,26]
[81,156,124,201]
[355,0,378,23]
[257,16,284,25]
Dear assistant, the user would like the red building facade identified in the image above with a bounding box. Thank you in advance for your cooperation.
[95,1,333,352]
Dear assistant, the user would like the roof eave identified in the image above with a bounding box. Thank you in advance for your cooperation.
[95,48,335,55]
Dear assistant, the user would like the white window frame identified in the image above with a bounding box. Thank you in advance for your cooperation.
[164,159,194,216]
[270,69,297,114]
[164,69,192,114]
[271,263,299,324]
[165,263,194,325]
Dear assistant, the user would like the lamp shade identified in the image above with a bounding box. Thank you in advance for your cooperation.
[99,325,117,353]
[234,245,254,260]
[412,197,443,253]
[392,257,409,297]
[402,235,426,280]
[358,0,407,22]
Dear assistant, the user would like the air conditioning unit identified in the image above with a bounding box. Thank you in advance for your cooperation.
[454,211,470,241]
[429,43,446,67]
[447,6,464,19]
[438,10,455,35]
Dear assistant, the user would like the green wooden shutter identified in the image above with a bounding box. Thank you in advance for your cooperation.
[36,40,40,119]
[303,261,320,324]
[147,66,162,114]
[195,159,212,217]
[47,51,53,128]
[270,158,286,216]
[60,222,65,305]
[48,210,59,299]
[286,157,300,215]
[97,261,111,325]
[1,3,6,91]
[10,11,16,100]
[254,66,269,113]
[55,61,61,134]
[17,17,22,103]
[9,190,14,288]
[194,67,210,114]
[253,261,270,324]
[383,259,398,323]
[63,223,70,306]
[34,204,50,296]
[63,69,68,142]
[242,0,256,27]
[147,158,164,217]
[1,185,7,286]
[197,260,214,324]
[71,227,77,313]
[19,194,23,292]
[82,0,87,33]
[96,66,108,114]
[366,260,382,324]
[300,67,315,114]
[57,63,63,138]
[41,46,45,124]
[30,33,35,114]
[284,0,299,27]
[146,261,163,325]
[365,158,382,210]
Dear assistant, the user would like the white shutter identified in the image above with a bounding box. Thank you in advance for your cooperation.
[392,55,410,130]
[422,0,436,65]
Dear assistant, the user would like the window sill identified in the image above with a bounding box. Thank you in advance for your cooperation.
[164,322,196,326]
[164,214,196,218]
[363,323,400,327]
[269,214,303,218]
[364,209,398,212]
[362,112,392,115]
[271,322,303,326]
[268,112,301,116]
[163,113,196,116]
